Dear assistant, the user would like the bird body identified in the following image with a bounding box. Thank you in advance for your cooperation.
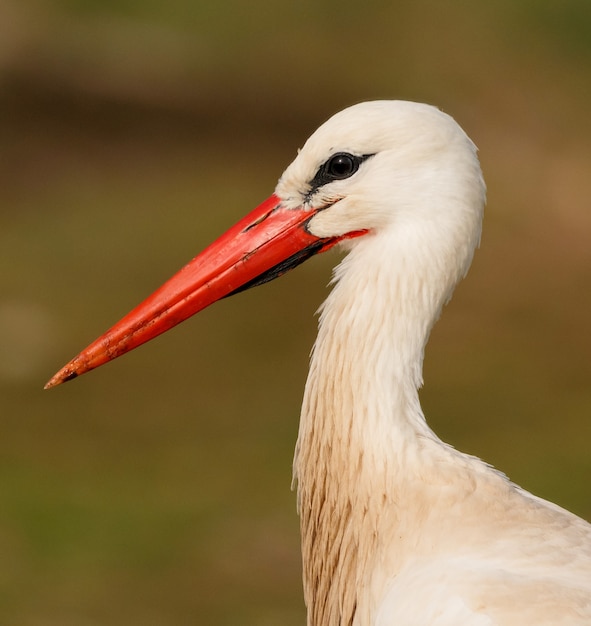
[281,102,591,624]
[46,101,591,624]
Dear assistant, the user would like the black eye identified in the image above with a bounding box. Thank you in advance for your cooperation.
[325,153,358,180]
[306,152,373,201]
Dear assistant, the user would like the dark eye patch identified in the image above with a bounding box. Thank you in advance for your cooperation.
[306,152,374,200]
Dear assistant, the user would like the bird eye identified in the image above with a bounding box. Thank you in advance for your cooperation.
[325,153,359,180]
[305,152,373,201]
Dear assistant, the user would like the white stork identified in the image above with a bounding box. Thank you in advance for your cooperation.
[46,101,591,625]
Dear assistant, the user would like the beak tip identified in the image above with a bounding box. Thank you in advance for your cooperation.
[44,364,79,390]
[43,376,60,390]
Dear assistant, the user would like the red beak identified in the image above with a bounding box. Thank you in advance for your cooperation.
[45,194,366,389]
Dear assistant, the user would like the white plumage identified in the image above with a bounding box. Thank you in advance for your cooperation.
[47,100,591,624]
[278,101,591,625]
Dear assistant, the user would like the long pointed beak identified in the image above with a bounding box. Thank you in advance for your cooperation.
[45,194,366,389]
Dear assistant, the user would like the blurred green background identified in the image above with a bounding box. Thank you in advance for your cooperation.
[1,0,591,624]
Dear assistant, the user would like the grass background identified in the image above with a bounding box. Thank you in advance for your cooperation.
[1,1,591,624]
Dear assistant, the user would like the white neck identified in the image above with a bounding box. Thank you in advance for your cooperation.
[293,220,476,626]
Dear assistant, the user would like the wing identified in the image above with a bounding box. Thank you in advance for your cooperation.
[375,556,591,626]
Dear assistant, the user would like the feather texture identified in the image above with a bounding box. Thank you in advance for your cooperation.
[276,101,591,625]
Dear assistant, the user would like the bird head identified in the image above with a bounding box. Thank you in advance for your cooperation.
[280,100,484,247]
[45,101,485,389]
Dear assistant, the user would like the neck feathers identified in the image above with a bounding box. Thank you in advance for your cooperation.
[293,223,476,625]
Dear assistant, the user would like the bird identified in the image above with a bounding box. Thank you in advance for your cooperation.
[46,100,591,625]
